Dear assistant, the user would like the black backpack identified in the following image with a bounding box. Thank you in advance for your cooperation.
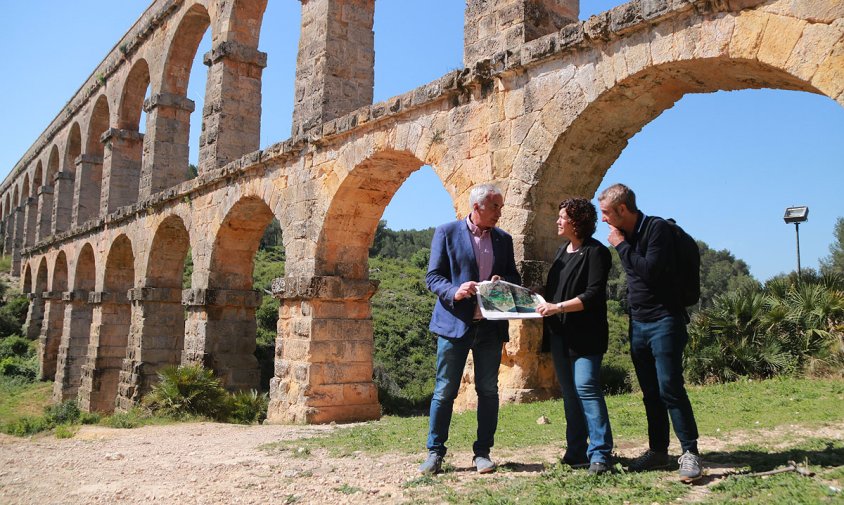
[646,217,701,308]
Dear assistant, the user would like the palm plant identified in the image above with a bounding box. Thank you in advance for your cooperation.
[143,365,229,420]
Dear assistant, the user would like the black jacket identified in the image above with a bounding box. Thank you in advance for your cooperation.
[615,212,682,322]
[541,236,611,355]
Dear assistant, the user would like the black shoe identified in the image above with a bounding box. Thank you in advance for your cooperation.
[562,456,590,469]
[629,449,670,472]
[588,462,611,475]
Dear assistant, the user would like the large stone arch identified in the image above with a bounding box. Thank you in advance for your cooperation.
[54,123,82,234]
[188,195,270,391]
[24,257,49,340]
[101,59,150,216]
[23,164,40,247]
[53,243,97,402]
[141,3,210,197]
[270,149,434,423]
[36,146,60,241]
[75,95,109,225]
[116,215,191,409]
[38,251,69,381]
[21,262,32,293]
[519,3,844,260]
[198,0,268,171]
[79,234,135,413]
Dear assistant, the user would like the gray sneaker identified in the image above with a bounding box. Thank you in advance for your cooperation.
[419,452,443,475]
[588,461,611,475]
[629,449,671,472]
[678,451,703,482]
[473,455,496,474]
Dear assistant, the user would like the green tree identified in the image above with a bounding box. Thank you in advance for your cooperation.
[820,216,844,276]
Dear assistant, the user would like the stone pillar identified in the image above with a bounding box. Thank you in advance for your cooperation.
[267,276,381,424]
[115,287,185,411]
[464,0,579,66]
[198,41,267,173]
[182,288,261,391]
[37,291,65,381]
[35,185,54,243]
[291,0,374,137]
[23,292,45,340]
[100,128,143,216]
[10,206,24,274]
[51,171,74,235]
[139,93,195,200]
[72,154,104,227]
[23,197,37,248]
[52,290,93,403]
[78,291,130,413]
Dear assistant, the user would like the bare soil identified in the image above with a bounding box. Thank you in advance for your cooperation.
[0,420,841,504]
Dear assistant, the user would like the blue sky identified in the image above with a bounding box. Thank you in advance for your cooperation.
[0,1,841,281]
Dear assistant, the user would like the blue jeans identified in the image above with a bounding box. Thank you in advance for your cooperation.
[549,336,614,464]
[630,315,699,454]
[426,321,503,457]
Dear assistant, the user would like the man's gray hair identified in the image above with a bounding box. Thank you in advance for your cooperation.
[469,184,503,210]
[598,183,638,213]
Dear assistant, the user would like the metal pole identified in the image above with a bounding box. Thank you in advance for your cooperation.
[795,222,802,281]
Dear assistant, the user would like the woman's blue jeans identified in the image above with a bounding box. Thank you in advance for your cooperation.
[550,336,614,464]
[426,322,502,457]
[629,315,699,454]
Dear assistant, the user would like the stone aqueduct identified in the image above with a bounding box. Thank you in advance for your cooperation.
[0,0,841,423]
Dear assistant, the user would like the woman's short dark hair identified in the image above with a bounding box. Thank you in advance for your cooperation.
[559,198,597,239]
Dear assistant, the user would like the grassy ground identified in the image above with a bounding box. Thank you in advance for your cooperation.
[265,377,844,504]
[267,377,844,456]
[0,379,51,423]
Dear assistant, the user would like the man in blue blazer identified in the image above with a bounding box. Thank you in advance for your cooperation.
[419,183,521,475]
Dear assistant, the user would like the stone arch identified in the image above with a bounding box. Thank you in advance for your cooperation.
[53,244,96,402]
[118,59,150,131]
[116,215,190,409]
[24,166,39,247]
[102,60,149,215]
[47,146,60,185]
[21,262,32,293]
[523,6,844,260]
[39,251,69,381]
[140,3,210,199]
[271,149,429,423]
[315,149,425,278]
[218,0,268,48]
[198,195,273,390]
[25,257,49,340]
[55,123,82,234]
[80,234,134,413]
[34,162,43,189]
[77,95,109,224]
[36,146,61,240]
[64,123,82,174]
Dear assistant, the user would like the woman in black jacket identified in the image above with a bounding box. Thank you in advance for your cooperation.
[536,198,614,474]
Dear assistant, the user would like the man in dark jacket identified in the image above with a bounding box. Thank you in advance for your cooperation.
[598,183,702,483]
[419,183,520,476]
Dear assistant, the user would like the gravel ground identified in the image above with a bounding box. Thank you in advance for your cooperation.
[1,420,841,504]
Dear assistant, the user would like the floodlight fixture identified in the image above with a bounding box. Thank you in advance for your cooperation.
[783,206,809,224]
[783,205,809,280]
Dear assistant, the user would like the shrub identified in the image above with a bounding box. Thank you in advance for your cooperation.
[43,401,81,425]
[0,335,31,359]
[143,365,229,420]
[0,356,37,381]
[227,390,268,424]
[3,415,48,436]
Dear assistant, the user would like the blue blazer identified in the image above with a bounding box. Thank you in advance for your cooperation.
[426,219,521,340]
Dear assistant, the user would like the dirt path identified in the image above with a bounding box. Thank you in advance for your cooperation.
[0,421,841,504]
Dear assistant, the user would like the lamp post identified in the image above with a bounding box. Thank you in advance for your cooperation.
[783,206,809,281]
